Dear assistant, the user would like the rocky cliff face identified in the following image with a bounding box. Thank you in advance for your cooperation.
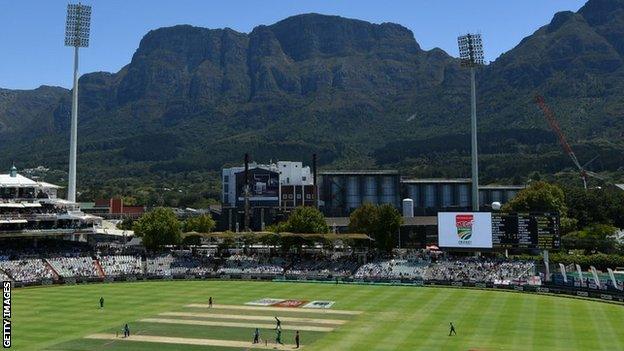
[0,1,623,192]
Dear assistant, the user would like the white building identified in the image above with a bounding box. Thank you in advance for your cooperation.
[222,161,313,208]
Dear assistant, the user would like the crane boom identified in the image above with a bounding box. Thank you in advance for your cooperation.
[534,95,588,188]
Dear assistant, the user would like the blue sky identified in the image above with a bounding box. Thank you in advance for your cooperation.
[1,0,587,90]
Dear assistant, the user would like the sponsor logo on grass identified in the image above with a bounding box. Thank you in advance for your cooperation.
[274,300,308,308]
[246,298,323,308]
[245,298,285,306]
[303,301,335,309]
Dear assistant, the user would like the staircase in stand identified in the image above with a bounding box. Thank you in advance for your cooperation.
[0,267,14,282]
[44,259,60,280]
[94,259,106,278]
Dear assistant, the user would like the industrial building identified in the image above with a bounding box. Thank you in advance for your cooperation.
[402,179,524,216]
[318,170,401,217]
[220,161,315,231]
[219,161,524,233]
[222,161,313,208]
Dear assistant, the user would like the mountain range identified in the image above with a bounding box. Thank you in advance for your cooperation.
[0,0,623,204]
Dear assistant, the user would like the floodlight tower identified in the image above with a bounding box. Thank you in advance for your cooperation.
[64,3,91,203]
[458,33,484,211]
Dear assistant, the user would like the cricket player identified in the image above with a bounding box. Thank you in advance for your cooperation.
[99,297,104,309]
[253,328,260,344]
[274,317,281,330]
[295,330,300,348]
[449,322,457,336]
[275,328,283,345]
[209,296,213,308]
[124,323,130,338]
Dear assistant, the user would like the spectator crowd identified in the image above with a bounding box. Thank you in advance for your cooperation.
[0,244,540,286]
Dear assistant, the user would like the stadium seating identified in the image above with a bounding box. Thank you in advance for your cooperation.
[0,270,10,282]
[286,259,357,277]
[145,254,174,276]
[217,254,284,275]
[47,257,98,278]
[353,259,428,280]
[423,259,535,284]
[0,259,54,282]
[98,255,143,276]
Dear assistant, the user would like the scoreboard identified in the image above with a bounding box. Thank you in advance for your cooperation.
[491,213,560,249]
[438,212,561,250]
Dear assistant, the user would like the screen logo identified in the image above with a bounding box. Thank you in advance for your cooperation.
[455,214,474,244]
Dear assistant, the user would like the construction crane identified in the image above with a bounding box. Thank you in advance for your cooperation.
[534,94,604,189]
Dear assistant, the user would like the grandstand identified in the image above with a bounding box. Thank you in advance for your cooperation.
[145,254,174,276]
[3,238,624,351]
[217,254,284,275]
[48,257,98,278]
[354,259,429,280]
[0,166,100,237]
[0,270,9,282]
[0,258,54,282]
[422,259,535,284]
[285,256,358,277]
[0,242,607,289]
[98,255,142,276]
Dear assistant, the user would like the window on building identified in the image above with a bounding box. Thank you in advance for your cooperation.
[459,184,469,207]
[442,185,452,207]
[346,176,360,209]
[408,185,419,205]
[424,185,435,208]
[479,190,486,207]
[491,190,502,203]
[380,176,396,204]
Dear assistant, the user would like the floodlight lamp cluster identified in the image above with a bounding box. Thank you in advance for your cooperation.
[458,33,484,67]
[65,3,91,48]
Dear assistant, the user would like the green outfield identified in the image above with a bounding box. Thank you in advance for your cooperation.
[10,280,624,351]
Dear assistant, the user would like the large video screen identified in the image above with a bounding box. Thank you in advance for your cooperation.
[438,212,493,248]
[438,212,561,250]
[236,168,279,201]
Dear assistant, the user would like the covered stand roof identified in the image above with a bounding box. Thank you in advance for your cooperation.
[182,231,372,241]
[0,173,62,189]
[0,173,38,187]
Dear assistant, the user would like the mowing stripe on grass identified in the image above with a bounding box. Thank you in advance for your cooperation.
[159,311,347,325]
[187,303,362,315]
[140,318,335,332]
[85,333,300,349]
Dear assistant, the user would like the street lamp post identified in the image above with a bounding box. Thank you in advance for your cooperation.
[64,3,91,203]
[457,33,484,211]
